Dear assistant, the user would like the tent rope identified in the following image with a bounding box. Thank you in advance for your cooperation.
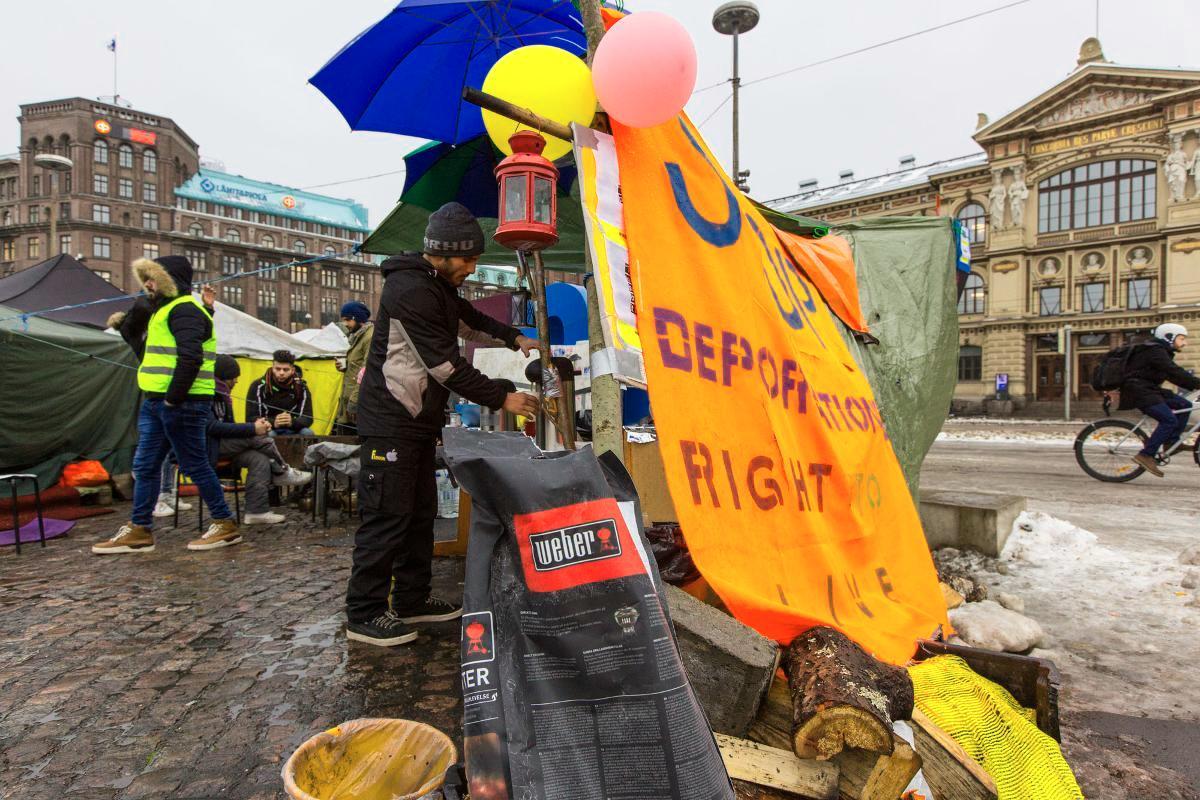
[0,249,356,327]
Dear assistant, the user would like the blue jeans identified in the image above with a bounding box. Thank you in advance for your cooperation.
[1139,393,1193,457]
[132,398,232,527]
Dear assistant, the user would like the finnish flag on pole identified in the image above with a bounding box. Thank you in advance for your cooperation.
[108,38,117,52]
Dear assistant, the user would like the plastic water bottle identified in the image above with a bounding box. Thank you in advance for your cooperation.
[435,470,459,518]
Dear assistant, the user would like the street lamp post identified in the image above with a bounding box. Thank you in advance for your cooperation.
[712,1,759,193]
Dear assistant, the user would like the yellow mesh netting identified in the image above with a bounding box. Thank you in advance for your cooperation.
[908,655,1084,800]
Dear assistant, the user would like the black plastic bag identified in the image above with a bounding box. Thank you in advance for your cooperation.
[443,428,733,800]
[645,523,701,586]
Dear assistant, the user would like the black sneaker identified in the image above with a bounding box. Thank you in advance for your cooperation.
[346,611,418,646]
[394,596,463,624]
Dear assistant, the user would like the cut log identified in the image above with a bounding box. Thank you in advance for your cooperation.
[716,733,839,800]
[733,779,822,800]
[909,709,997,800]
[833,734,922,800]
[783,628,915,760]
[748,672,794,751]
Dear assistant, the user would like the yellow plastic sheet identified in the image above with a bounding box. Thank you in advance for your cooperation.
[231,357,343,435]
[282,718,456,800]
[908,656,1083,800]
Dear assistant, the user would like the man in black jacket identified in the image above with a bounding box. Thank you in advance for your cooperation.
[346,202,539,647]
[244,350,316,436]
[1120,323,1200,476]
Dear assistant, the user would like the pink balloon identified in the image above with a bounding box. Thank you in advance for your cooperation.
[592,12,698,129]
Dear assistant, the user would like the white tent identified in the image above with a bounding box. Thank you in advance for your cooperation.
[212,302,345,359]
[292,322,350,353]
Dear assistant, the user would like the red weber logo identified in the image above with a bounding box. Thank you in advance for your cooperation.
[530,520,620,571]
[514,499,645,593]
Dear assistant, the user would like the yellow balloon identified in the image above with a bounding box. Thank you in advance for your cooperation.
[482,45,596,162]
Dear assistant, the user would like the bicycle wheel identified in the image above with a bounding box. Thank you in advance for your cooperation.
[1075,419,1148,482]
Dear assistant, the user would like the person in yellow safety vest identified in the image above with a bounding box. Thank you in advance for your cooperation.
[93,255,243,555]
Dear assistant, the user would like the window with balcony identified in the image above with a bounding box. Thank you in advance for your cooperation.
[958,272,985,314]
[1038,159,1156,233]
[93,204,111,224]
[957,345,982,381]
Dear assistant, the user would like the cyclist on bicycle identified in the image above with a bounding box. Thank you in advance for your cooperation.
[1120,323,1200,476]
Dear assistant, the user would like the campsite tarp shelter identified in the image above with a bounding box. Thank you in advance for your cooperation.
[0,305,139,490]
[0,255,133,329]
[212,302,347,434]
[292,322,350,352]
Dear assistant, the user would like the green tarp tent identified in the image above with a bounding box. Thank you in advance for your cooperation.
[831,217,960,497]
[0,306,139,490]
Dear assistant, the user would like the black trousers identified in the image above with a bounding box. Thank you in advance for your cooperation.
[346,435,437,623]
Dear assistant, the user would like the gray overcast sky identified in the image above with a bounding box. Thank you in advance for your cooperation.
[3,0,1197,226]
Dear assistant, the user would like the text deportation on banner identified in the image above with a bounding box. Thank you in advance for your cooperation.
[611,116,947,666]
[573,124,646,387]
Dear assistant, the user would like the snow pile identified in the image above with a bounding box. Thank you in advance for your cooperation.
[950,600,1044,652]
[935,430,1074,446]
[1003,511,1097,564]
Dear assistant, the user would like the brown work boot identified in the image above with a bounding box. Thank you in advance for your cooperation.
[1132,453,1164,477]
[92,522,155,554]
[187,518,242,551]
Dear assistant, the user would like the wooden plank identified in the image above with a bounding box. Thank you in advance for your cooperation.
[748,673,794,752]
[716,733,839,800]
[433,490,471,557]
[909,709,997,800]
[833,734,921,800]
[734,779,819,800]
[622,438,678,523]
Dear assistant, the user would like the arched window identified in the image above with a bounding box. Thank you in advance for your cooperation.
[294,240,307,254]
[1038,159,1156,233]
[957,345,982,381]
[226,227,241,243]
[957,202,986,245]
[323,245,337,257]
[117,144,134,169]
[188,222,204,237]
[143,149,157,174]
[261,234,275,249]
[958,272,985,315]
[93,139,108,164]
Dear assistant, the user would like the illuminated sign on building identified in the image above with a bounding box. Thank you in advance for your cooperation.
[94,119,112,134]
[281,195,297,210]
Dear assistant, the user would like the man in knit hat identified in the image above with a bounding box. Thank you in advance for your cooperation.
[335,300,374,433]
[346,202,539,647]
[93,255,242,554]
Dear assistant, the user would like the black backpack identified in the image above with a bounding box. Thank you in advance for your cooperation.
[1090,343,1143,391]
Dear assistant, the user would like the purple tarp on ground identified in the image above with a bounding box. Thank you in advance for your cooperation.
[0,518,74,547]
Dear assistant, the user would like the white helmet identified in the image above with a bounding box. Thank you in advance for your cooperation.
[1154,323,1188,343]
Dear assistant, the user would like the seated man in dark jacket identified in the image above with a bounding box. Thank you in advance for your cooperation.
[1120,323,1200,476]
[210,355,312,524]
[244,350,315,436]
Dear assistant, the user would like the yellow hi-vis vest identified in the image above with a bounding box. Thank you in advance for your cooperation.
[137,295,217,395]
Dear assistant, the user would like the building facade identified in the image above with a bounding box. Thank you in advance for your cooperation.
[768,41,1200,413]
[0,97,379,332]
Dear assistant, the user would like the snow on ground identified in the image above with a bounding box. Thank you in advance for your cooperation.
[943,510,1199,719]
[936,430,1075,445]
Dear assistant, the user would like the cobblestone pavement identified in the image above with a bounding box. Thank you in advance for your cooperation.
[0,505,465,799]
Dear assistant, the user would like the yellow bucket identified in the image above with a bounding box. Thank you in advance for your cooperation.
[282,718,457,800]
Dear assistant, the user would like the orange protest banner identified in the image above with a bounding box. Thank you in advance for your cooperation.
[774,229,869,334]
[612,116,947,665]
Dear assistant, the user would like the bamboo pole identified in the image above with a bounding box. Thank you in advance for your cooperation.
[461,88,573,142]
[530,250,576,450]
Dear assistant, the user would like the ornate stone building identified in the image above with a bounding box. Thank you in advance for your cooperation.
[768,41,1200,412]
[0,97,379,332]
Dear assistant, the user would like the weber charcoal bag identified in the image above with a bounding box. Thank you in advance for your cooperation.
[442,428,734,800]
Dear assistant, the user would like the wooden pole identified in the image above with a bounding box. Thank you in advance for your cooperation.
[461,87,573,142]
[576,0,625,462]
[530,250,576,450]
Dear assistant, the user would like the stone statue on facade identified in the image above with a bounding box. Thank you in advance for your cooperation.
[1008,167,1029,228]
[1165,134,1188,203]
[1190,145,1200,202]
[988,172,1008,229]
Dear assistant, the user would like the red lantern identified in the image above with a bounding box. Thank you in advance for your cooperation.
[493,130,559,251]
